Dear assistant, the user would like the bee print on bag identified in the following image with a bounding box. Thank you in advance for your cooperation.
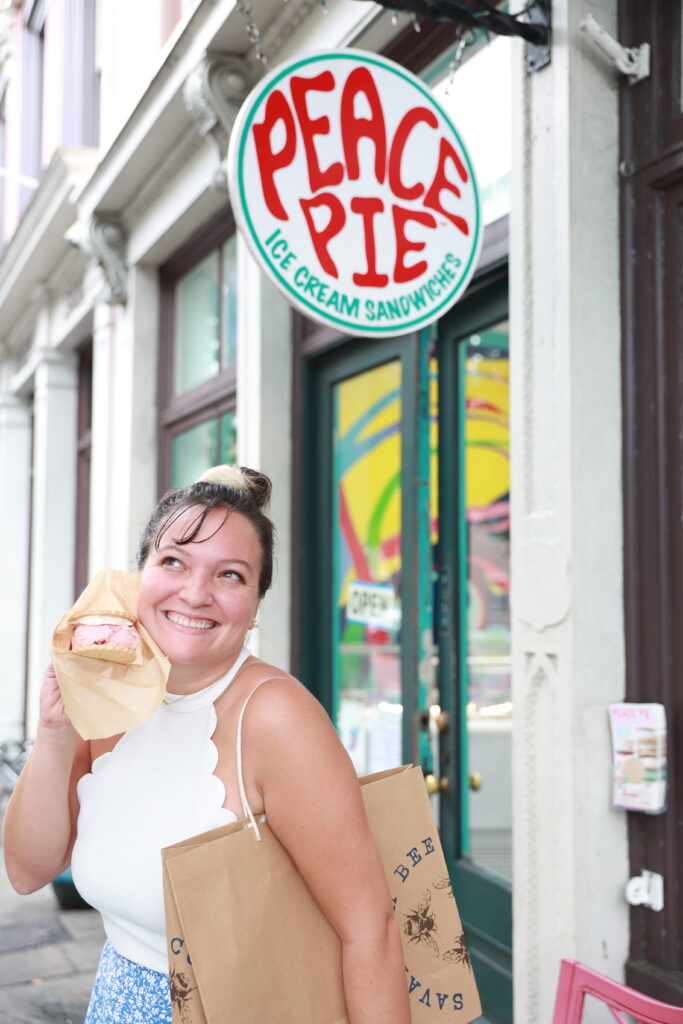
[170,966,197,1024]
[443,932,471,969]
[433,874,454,898]
[402,889,439,957]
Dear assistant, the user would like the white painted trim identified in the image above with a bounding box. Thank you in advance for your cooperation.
[509,2,628,1020]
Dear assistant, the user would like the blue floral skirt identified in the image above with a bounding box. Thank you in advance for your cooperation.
[85,941,172,1024]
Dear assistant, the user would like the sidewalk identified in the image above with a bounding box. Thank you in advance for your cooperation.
[0,864,104,1024]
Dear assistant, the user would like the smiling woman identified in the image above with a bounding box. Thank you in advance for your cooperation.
[2,465,410,1024]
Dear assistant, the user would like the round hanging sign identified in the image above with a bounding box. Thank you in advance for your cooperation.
[228,49,482,337]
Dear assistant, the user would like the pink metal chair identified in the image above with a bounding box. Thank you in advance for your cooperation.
[552,959,683,1024]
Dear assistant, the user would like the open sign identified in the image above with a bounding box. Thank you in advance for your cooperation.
[228,50,482,336]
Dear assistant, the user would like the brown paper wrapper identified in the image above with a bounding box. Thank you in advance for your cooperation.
[51,569,170,740]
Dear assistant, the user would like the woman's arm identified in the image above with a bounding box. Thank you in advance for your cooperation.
[3,664,90,894]
[244,679,410,1024]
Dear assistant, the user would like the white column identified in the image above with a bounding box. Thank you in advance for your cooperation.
[510,2,628,1020]
[26,351,78,737]
[237,238,292,669]
[123,267,161,569]
[89,301,119,574]
[0,392,32,739]
[89,271,160,574]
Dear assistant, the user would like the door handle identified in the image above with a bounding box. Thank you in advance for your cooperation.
[418,709,450,733]
[435,710,450,733]
[469,771,483,791]
[424,773,451,796]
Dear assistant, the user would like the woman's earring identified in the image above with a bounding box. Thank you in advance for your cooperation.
[250,618,259,629]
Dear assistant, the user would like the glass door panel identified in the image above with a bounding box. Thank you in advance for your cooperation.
[463,325,511,881]
[331,360,403,775]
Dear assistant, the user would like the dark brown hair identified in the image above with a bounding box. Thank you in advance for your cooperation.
[136,467,274,597]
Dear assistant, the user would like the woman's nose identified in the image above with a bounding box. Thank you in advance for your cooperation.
[179,572,213,606]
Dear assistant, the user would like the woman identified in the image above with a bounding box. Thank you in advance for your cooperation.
[3,465,410,1024]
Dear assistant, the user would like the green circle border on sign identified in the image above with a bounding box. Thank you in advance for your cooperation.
[234,50,482,336]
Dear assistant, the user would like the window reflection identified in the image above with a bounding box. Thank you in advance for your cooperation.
[173,252,221,394]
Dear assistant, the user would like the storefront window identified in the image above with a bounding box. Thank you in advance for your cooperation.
[173,239,238,394]
[160,222,238,490]
[173,252,221,394]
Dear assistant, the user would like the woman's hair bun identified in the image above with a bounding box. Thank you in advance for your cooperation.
[239,467,272,510]
[195,465,272,510]
[197,465,249,490]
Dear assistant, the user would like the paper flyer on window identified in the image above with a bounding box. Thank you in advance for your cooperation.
[608,703,667,814]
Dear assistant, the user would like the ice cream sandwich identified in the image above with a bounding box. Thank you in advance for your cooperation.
[70,614,138,665]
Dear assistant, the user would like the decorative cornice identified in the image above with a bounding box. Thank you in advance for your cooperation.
[183,52,257,190]
[66,215,128,305]
[259,0,322,62]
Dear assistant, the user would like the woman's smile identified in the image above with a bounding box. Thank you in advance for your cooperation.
[165,612,217,631]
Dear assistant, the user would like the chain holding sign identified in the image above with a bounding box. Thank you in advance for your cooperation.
[227,50,482,337]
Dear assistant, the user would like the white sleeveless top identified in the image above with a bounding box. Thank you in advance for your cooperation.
[71,648,250,974]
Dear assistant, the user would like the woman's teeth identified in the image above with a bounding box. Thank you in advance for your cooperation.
[166,612,214,630]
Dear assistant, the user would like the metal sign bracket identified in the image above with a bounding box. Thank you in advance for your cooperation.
[526,0,552,74]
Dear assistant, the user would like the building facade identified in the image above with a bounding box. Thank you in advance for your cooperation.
[0,0,680,1021]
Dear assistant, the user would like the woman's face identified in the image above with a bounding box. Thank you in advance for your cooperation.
[137,506,262,688]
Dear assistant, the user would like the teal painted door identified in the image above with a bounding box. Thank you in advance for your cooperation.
[300,277,512,1024]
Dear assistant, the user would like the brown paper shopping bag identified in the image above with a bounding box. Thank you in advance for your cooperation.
[163,764,481,1024]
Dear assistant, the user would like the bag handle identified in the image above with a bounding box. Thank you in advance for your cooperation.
[236,676,287,842]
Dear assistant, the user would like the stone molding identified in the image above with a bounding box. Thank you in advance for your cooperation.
[183,52,256,190]
[66,215,128,305]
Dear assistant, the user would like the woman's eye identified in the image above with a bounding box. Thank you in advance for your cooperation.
[220,569,244,583]
[160,556,183,569]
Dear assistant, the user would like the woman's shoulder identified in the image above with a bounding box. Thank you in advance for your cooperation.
[236,659,337,746]
[239,659,320,713]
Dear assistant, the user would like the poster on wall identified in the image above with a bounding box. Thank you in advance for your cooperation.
[608,703,667,814]
[228,49,482,337]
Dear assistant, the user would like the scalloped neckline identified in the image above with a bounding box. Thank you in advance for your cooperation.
[161,647,251,713]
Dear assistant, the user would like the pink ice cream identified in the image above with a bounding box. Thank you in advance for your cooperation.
[70,615,138,664]
[71,623,137,652]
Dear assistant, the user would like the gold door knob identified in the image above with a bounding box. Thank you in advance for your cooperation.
[424,773,451,796]
[469,772,483,791]
[435,710,450,734]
